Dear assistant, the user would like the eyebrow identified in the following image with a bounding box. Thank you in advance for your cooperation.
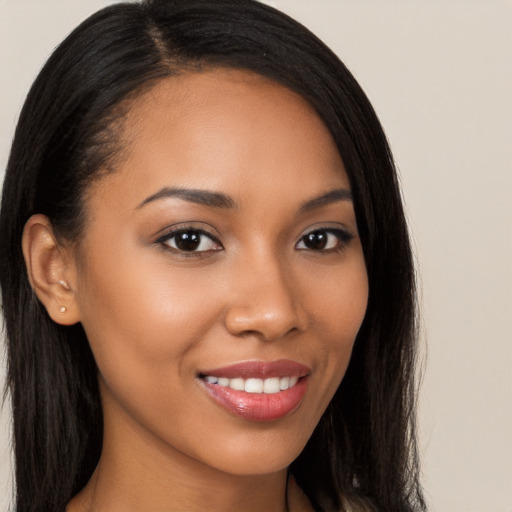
[137,187,236,210]
[298,188,353,213]
[137,186,352,212]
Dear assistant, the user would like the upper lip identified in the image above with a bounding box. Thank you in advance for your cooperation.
[198,359,311,379]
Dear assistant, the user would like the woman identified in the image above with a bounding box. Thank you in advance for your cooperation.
[0,1,426,511]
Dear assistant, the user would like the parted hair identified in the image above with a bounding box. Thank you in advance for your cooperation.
[0,1,426,511]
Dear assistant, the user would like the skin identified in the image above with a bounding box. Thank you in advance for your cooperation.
[25,69,368,512]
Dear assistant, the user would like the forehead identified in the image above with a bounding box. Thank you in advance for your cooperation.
[88,68,349,210]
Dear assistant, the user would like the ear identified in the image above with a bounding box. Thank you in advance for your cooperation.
[22,214,81,325]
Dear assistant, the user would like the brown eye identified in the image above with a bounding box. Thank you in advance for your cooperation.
[160,229,222,253]
[296,228,353,251]
[302,231,329,250]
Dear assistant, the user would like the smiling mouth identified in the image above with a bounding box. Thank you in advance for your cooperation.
[200,375,300,394]
[197,360,310,421]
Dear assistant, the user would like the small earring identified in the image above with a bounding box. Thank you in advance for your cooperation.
[59,306,67,313]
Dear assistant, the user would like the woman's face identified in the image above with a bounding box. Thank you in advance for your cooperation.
[72,69,368,476]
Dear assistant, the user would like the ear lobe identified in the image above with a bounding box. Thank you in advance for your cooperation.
[22,214,81,326]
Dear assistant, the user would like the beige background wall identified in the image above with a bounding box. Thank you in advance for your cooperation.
[1,1,511,510]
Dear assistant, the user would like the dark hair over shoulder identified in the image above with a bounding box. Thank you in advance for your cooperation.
[0,1,426,511]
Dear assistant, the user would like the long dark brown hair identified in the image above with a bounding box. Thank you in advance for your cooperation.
[0,1,426,511]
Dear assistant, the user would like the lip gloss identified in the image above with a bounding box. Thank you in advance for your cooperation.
[198,360,310,422]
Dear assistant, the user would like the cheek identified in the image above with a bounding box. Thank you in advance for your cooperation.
[306,254,368,396]
[306,250,368,343]
[74,251,230,447]
[74,244,225,388]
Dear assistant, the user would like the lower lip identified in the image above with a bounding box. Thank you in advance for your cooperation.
[201,378,308,422]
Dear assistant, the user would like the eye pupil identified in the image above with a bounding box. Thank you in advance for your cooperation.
[175,232,201,251]
[304,231,328,250]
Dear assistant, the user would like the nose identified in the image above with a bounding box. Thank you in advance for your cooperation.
[223,252,307,341]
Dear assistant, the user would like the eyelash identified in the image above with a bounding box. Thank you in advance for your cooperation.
[156,226,354,257]
[156,227,222,257]
[296,227,354,252]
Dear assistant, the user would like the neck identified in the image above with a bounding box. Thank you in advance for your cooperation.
[72,461,290,512]
[67,397,293,512]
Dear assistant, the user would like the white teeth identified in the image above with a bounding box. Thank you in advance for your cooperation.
[203,375,301,393]
[229,378,245,391]
[279,376,290,390]
[263,377,280,394]
[245,378,263,393]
